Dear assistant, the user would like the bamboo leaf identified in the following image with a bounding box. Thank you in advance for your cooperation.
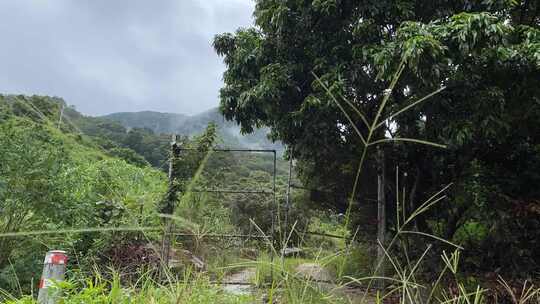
[343,276,424,288]
[370,60,407,130]
[375,86,446,130]
[370,137,447,149]
[339,92,371,130]
[0,226,162,238]
[311,72,367,145]
[400,230,464,249]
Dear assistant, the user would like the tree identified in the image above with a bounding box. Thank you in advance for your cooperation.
[214,0,540,273]
[160,123,218,215]
[372,11,540,273]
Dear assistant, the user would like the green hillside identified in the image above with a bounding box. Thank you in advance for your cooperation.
[0,95,310,301]
[0,94,167,291]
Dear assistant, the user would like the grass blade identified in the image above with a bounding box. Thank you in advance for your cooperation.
[374,86,446,130]
[369,137,447,149]
[312,72,367,146]
[400,231,464,250]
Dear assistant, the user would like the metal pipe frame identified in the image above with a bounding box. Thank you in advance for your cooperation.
[173,146,277,283]
[187,189,273,195]
[177,147,277,153]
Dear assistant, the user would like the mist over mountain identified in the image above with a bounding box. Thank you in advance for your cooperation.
[103,108,284,152]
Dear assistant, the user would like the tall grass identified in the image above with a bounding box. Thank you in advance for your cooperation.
[2,62,540,303]
[3,270,255,304]
[305,58,540,303]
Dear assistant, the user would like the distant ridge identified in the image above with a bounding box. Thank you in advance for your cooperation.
[104,111,189,134]
[102,108,283,152]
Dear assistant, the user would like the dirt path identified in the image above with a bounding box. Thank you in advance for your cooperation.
[294,263,378,304]
[222,264,379,303]
[222,268,256,295]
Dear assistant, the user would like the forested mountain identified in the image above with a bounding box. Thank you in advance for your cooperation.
[103,108,284,152]
[0,94,300,295]
[102,111,189,134]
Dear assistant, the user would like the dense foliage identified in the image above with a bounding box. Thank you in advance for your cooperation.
[0,95,303,297]
[0,95,167,291]
[213,0,540,275]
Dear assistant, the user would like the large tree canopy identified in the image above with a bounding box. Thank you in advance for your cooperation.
[214,0,539,274]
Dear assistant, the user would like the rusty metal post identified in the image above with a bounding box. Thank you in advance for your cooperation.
[270,150,277,283]
[37,250,68,304]
[376,147,386,290]
[283,147,293,246]
[160,134,178,275]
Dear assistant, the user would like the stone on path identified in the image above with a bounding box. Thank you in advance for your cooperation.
[294,263,380,303]
[222,268,256,295]
[294,263,333,282]
[281,247,303,257]
[167,249,205,271]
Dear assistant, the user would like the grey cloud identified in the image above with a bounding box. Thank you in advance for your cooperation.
[0,0,254,115]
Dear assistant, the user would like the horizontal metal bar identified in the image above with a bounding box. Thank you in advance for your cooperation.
[211,281,256,286]
[187,189,273,195]
[150,280,261,288]
[168,232,268,239]
[303,231,348,239]
[2,227,273,239]
[178,147,276,153]
[290,184,337,194]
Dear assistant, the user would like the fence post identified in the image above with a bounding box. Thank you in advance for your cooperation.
[160,134,179,278]
[376,147,386,290]
[37,250,68,304]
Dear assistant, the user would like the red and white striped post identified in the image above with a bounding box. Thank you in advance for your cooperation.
[37,250,68,304]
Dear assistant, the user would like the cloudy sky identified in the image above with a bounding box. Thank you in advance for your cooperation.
[0,0,254,116]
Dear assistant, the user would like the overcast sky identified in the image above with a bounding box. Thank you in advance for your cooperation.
[0,0,254,116]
